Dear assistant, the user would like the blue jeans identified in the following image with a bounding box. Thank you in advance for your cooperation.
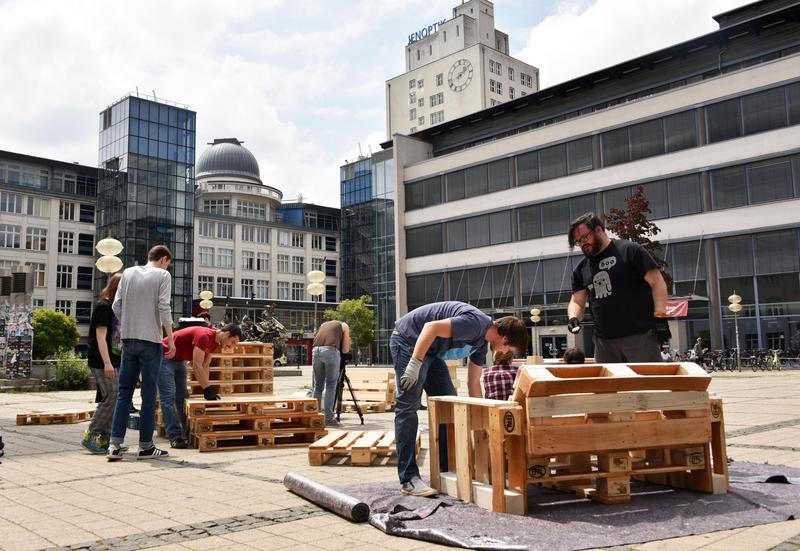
[158,358,188,441]
[390,333,454,484]
[110,339,162,448]
[312,346,341,423]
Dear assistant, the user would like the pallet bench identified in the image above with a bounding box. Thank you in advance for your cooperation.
[340,368,396,413]
[429,362,730,514]
[17,408,95,425]
[308,430,418,466]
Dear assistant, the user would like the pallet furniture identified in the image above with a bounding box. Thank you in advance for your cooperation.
[444,360,461,390]
[308,429,418,466]
[429,362,730,514]
[339,368,396,413]
[16,408,94,425]
[184,396,326,452]
[188,343,274,397]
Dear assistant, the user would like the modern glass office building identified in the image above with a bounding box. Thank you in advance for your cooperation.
[96,95,197,316]
[340,148,396,363]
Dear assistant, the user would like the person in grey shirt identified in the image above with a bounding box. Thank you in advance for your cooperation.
[108,245,176,461]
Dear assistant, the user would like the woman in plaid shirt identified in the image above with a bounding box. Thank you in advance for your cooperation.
[481,350,518,401]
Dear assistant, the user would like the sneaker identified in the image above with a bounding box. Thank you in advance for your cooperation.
[107,445,123,462]
[137,446,169,460]
[80,435,106,454]
[401,476,437,497]
[170,438,189,449]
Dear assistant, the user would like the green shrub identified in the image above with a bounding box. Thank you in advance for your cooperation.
[54,352,90,390]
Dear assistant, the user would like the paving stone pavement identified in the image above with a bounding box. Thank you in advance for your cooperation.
[1,368,799,550]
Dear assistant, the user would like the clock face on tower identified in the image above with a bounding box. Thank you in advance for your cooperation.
[448,59,474,92]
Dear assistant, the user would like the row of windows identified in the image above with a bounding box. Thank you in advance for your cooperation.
[202,199,269,221]
[406,82,800,210]
[0,193,94,223]
[0,163,96,197]
[52,299,93,323]
[0,225,93,254]
[406,153,800,258]
[197,275,336,302]
[197,221,336,250]
[55,265,94,290]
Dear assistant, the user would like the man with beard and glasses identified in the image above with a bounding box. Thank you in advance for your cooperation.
[566,213,670,362]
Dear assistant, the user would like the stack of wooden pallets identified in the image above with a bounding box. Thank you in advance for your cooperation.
[188,342,274,397]
[185,396,326,452]
[340,368,396,413]
[429,362,730,514]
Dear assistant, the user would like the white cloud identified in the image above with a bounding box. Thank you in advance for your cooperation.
[516,0,754,88]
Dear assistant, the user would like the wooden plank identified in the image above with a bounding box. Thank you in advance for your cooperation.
[429,399,444,492]
[528,391,709,417]
[454,403,473,502]
[488,408,507,513]
[440,473,524,515]
[529,417,712,455]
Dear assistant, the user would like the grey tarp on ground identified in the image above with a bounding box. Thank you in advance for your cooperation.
[336,462,800,551]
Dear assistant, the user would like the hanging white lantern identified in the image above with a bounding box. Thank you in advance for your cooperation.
[95,255,123,273]
[307,282,325,296]
[95,237,124,256]
[530,308,541,316]
[307,270,325,284]
[199,299,214,309]
[728,293,742,305]
[199,290,214,300]
[728,303,742,314]
[530,315,541,323]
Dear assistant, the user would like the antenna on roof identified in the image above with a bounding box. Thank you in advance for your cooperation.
[152,89,157,101]
[367,145,373,156]
[358,143,363,158]
[135,86,139,97]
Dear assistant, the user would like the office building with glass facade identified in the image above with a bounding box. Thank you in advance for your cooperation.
[96,94,197,316]
[392,0,800,358]
[340,148,396,363]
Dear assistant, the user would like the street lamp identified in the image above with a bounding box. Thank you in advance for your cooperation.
[199,289,214,311]
[307,270,325,331]
[530,308,541,357]
[95,237,124,273]
[728,292,742,372]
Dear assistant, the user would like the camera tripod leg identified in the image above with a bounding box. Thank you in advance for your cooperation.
[343,372,365,425]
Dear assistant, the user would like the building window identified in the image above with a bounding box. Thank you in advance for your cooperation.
[33,298,44,308]
[0,224,21,248]
[55,300,72,315]
[419,116,425,126]
[312,257,324,271]
[76,301,92,324]
[497,82,503,95]
[78,233,94,256]
[278,230,290,247]
[236,201,266,220]
[241,278,254,298]
[256,279,269,299]
[409,92,416,105]
[496,62,502,74]
[199,220,214,237]
[242,225,269,243]
[216,277,233,297]
[520,73,533,87]
[509,87,515,100]
[325,259,337,277]
[79,203,95,223]
[257,252,270,271]
[26,197,49,218]
[58,231,74,254]
[292,255,305,274]
[277,281,290,300]
[59,201,76,220]
[418,97,424,107]
[430,110,445,125]
[489,60,496,74]
[277,254,289,273]
[217,223,233,240]
[291,282,304,301]
[77,267,93,290]
[490,79,496,93]
[410,127,417,133]
[203,199,230,215]
[325,285,336,303]
[291,232,304,248]
[312,235,323,250]
[409,108,417,121]
[430,92,444,107]
[436,73,443,86]
[216,248,233,268]
[0,191,23,213]
[325,236,336,252]
[418,78,424,88]
[409,79,416,89]
[199,246,214,266]
[56,265,73,288]
[25,227,47,251]
[242,250,255,270]
[508,67,514,81]
[198,275,214,293]
[28,262,46,287]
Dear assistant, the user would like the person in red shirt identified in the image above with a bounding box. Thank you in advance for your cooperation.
[158,324,242,448]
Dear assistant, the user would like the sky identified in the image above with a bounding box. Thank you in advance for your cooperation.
[0,0,752,208]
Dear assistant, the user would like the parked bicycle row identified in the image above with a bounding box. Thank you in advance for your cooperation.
[668,348,800,372]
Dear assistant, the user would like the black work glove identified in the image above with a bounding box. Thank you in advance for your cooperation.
[203,386,221,401]
[654,316,672,344]
[341,352,353,363]
[568,317,581,334]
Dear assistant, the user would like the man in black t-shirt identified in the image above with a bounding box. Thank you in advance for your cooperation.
[566,213,670,362]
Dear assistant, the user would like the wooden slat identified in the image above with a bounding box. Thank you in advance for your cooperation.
[429,400,444,492]
[529,417,711,455]
[454,403,473,502]
[528,391,709,417]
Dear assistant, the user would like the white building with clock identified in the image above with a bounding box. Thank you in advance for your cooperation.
[385,0,539,138]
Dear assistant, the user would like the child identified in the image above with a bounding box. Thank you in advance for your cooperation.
[562,347,586,364]
[481,350,518,401]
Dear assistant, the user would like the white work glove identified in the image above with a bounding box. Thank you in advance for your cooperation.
[399,357,423,391]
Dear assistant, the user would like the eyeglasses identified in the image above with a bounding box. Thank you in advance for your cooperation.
[573,228,595,246]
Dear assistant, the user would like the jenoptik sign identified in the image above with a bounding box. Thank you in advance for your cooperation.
[408,19,446,44]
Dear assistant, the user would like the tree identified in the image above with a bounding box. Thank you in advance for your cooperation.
[605,185,673,289]
[32,309,80,359]
[324,295,376,366]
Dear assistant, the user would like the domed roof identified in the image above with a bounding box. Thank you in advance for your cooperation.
[196,138,262,184]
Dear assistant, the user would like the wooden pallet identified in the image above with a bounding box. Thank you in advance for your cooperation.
[16,408,95,425]
[196,427,327,451]
[190,412,325,433]
[188,380,273,396]
[185,396,318,417]
[339,368,396,413]
[191,366,274,382]
[341,401,390,413]
[308,430,419,466]
[205,354,274,369]
[224,342,274,356]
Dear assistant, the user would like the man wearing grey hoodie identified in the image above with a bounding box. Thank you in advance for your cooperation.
[108,245,176,461]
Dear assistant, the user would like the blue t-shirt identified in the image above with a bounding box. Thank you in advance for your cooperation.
[394,301,493,366]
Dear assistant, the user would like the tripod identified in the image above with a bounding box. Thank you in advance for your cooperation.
[334,358,364,424]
